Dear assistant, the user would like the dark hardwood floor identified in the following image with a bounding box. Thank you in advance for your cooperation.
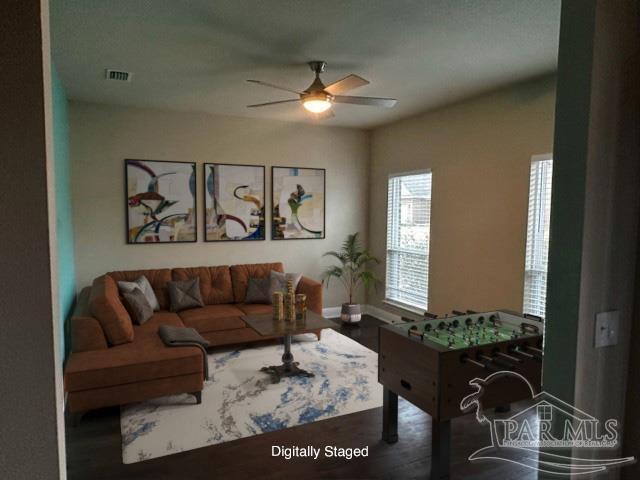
[65,315,536,480]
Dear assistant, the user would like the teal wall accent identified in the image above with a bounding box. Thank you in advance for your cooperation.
[52,65,77,362]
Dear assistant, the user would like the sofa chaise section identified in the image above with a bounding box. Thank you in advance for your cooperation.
[64,287,204,421]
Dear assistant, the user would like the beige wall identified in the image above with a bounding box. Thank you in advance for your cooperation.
[368,75,556,317]
[69,102,370,307]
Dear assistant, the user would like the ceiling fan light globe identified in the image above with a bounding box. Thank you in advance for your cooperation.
[303,99,332,113]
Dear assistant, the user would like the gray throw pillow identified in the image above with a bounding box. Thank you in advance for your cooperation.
[122,288,154,325]
[117,276,160,311]
[269,270,302,297]
[244,277,272,304]
[168,278,204,312]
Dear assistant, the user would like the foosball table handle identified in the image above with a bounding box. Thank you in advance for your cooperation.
[521,323,540,334]
[510,346,534,358]
[408,327,424,341]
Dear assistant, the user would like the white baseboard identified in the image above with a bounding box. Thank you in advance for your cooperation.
[322,304,402,324]
[363,304,402,324]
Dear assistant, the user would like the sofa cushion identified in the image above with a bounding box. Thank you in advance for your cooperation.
[122,289,154,325]
[230,262,284,303]
[172,266,234,305]
[117,275,160,311]
[178,305,246,333]
[134,311,184,338]
[64,334,203,392]
[269,270,302,296]
[89,275,134,345]
[168,278,205,312]
[108,269,172,310]
[244,277,272,304]
[236,303,273,316]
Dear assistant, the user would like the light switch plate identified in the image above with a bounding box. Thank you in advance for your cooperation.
[595,311,619,348]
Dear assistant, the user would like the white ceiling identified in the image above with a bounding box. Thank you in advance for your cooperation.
[51,0,560,129]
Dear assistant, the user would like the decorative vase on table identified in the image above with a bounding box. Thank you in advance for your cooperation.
[341,303,362,323]
[321,232,380,325]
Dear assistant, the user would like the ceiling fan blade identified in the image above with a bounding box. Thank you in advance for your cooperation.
[247,79,303,95]
[247,99,299,108]
[333,95,397,108]
[324,74,370,95]
[311,109,335,120]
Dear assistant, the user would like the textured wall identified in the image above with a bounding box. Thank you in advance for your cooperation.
[52,66,76,362]
[0,0,65,478]
[69,102,370,308]
[367,75,556,317]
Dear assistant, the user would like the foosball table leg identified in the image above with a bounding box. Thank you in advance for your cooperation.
[382,387,398,443]
[431,419,451,479]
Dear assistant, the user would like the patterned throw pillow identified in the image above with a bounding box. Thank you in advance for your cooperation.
[244,277,272,304]
[117,276,160,311]
[122,288,154,325]
[269,270,302,297]
[167,278,204,312]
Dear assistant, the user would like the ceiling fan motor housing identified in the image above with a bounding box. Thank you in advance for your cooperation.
[305,61,329,94]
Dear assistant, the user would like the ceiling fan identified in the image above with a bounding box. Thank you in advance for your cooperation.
[246,61,397,118]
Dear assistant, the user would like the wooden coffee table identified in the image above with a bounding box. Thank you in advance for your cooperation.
[243,311,336,383]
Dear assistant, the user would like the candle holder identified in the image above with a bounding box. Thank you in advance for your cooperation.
[295,294,307,319]
[272,292,284,321]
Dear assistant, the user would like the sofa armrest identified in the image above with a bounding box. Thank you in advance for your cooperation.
[71,316,108,352]
[297,276,323,315]
[71,286,108,352]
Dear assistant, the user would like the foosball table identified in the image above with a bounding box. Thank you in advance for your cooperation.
[378,309,543,479]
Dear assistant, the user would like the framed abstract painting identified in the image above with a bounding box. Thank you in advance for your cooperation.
[125,159,197,244]
[204,163,266,241]
[271,166,326,240]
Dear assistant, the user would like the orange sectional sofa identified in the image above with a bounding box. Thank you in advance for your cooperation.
[64,262,322,420]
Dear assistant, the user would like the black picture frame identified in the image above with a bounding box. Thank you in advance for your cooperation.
[124,159,197,244]
[271,166,326,240]
[203,163,266,242]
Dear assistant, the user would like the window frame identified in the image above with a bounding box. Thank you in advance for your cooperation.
[384,169,433,313]
[522,153,553,319]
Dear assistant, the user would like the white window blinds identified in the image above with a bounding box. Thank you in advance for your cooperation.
[523,155,553,318]
[385,171,432,311]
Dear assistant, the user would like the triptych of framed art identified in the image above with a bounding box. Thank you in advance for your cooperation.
[125,159,325,244]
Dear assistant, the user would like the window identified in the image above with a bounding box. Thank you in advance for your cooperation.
[523,155,553,318]
[385,171,432,311]
[538,404,553,422]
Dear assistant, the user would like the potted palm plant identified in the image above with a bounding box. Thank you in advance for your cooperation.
[321,232,380,323]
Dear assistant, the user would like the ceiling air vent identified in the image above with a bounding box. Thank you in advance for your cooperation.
[105,69,132,82]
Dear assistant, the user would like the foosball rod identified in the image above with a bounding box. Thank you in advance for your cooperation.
[510,346,542,361]
[524,345,543,355]
[477,353,515,370]
[460,354,500,372]
[492,350,523,363]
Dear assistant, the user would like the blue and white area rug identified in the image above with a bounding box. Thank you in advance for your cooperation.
[121,328,382,463]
